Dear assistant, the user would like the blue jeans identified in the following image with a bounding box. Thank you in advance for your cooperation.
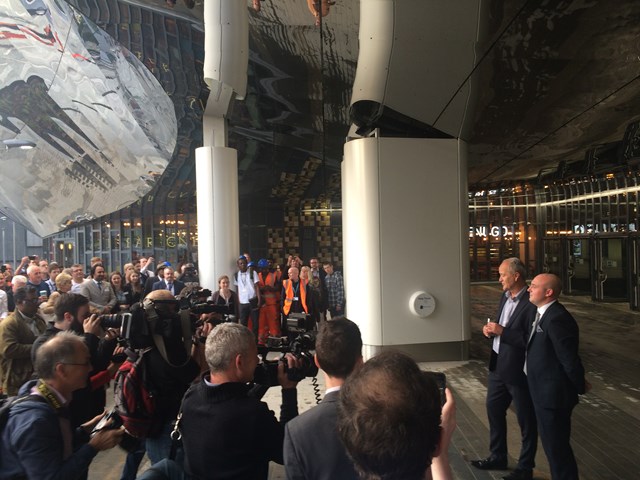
[145,422,184,468]
[136,459,185,480]
[120,440,146,480]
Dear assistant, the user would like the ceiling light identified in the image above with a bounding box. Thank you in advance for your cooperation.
[3,139,36,150]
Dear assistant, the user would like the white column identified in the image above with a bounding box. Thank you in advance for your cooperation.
[196,146,239,292]
[342,136,470,361]
[195,0,247,292]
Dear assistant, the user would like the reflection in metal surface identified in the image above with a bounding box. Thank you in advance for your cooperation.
[0,0,176,236]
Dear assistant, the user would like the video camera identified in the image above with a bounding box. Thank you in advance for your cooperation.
[253,313,318,387]
[178,287,237,323]
[110,286,237,349]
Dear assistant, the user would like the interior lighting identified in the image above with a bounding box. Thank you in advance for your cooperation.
[540,184,640,207]
[3,139,36,150]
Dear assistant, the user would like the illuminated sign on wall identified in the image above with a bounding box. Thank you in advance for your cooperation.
[469,226,516,238]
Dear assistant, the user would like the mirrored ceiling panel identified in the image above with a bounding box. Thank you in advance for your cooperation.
[0,0,176,236]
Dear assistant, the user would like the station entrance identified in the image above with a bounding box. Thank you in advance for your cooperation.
[543,235,632,306]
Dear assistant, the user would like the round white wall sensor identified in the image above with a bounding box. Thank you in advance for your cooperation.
[409,291,436,317]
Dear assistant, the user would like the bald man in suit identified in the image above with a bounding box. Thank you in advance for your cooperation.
[525,273,590,480]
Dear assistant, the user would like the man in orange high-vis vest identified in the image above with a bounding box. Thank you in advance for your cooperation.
[281,267,311,333]
[257,259,281,343]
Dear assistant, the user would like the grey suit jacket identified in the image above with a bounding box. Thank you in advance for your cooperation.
[283,390,358,480]
[80,280,116,312]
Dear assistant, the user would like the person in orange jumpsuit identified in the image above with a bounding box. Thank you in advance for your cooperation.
[257,259,281,344]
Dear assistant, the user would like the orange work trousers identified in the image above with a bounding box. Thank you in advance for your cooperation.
[258,303,281,344]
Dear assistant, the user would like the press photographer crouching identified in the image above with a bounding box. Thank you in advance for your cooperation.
[179,322,301,480]
[0,331,123,479]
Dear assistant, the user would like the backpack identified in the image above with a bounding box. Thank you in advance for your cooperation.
[0,394,47,432]
[113,348,160,438]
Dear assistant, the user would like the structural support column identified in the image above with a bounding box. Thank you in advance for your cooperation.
[195,0,247,290]
[195,144,239,292]
[342,136,470,361]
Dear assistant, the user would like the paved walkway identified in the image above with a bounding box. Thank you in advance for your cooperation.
[90,285,640,479]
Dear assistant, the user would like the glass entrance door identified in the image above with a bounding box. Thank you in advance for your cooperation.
[592,236,628,302]
[629,235,640,310]
[567,237,591,295]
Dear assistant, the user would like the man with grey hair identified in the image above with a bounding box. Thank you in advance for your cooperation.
[0,331,123,478]
[471,258,538,480]
[26,263,51,299]
[180,322,300,480]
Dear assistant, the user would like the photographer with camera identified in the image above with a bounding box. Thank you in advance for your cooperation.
[0,331,123,480]
[132,289,200,465]
[180,322,300,480]
[32,293,122,431]
[337,350,456,480]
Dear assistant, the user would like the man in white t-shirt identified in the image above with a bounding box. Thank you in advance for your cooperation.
[234,256,261,339]
[70,264,86,294]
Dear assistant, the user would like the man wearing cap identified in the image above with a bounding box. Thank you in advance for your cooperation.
[234,256,261,340]
[144,262,170,297]
[152,267,186,296]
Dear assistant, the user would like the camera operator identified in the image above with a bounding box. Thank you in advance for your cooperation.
[284,317,362,480]
[180,322,300,480]
[140,289,200,465]
[32,293,122,431]
[0,332,123,480]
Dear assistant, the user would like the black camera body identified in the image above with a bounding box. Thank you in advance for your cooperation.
[98,312,132,330]
[254,317,318,387]
[90,408,141,453]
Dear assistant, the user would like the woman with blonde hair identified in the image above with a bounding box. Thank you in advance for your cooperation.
[55,272,73,293]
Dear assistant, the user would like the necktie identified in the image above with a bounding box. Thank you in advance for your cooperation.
[524,312,541,375]
[97,281,102,290]
[167,282,173,293]
[527,312,541,345]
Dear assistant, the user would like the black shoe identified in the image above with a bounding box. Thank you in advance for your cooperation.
[502,469,533,480]
[470,457,508,470]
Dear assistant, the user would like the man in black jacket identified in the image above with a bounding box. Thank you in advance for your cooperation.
[180,322,299,480]
[526,273,589,480]
[471,258,538,480]
[283,317,361,480]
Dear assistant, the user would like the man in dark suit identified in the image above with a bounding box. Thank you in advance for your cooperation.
[472,258,538,480]
[152,267,186,297]
[283,317,362,480]
[526,273,589,480]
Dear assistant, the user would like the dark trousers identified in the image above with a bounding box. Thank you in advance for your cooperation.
[239,299,259,339]
[535,404,578,480]
[486,371,538,470]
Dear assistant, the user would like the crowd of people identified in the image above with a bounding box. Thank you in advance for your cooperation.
[0,253,590,480]
[0,252,456,480]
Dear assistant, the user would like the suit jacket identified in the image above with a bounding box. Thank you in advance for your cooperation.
[80,280,116,312]
[283,390,358,480]
[489,290,537,385]
[526,301,586,409]
[0,310,46,395]
[151,279,186,296]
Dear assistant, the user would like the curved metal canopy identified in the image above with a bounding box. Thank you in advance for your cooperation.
[1,0,639,236]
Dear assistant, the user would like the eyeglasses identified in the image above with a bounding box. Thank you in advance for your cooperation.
[59,361,91,367]
[21,298,39,304]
